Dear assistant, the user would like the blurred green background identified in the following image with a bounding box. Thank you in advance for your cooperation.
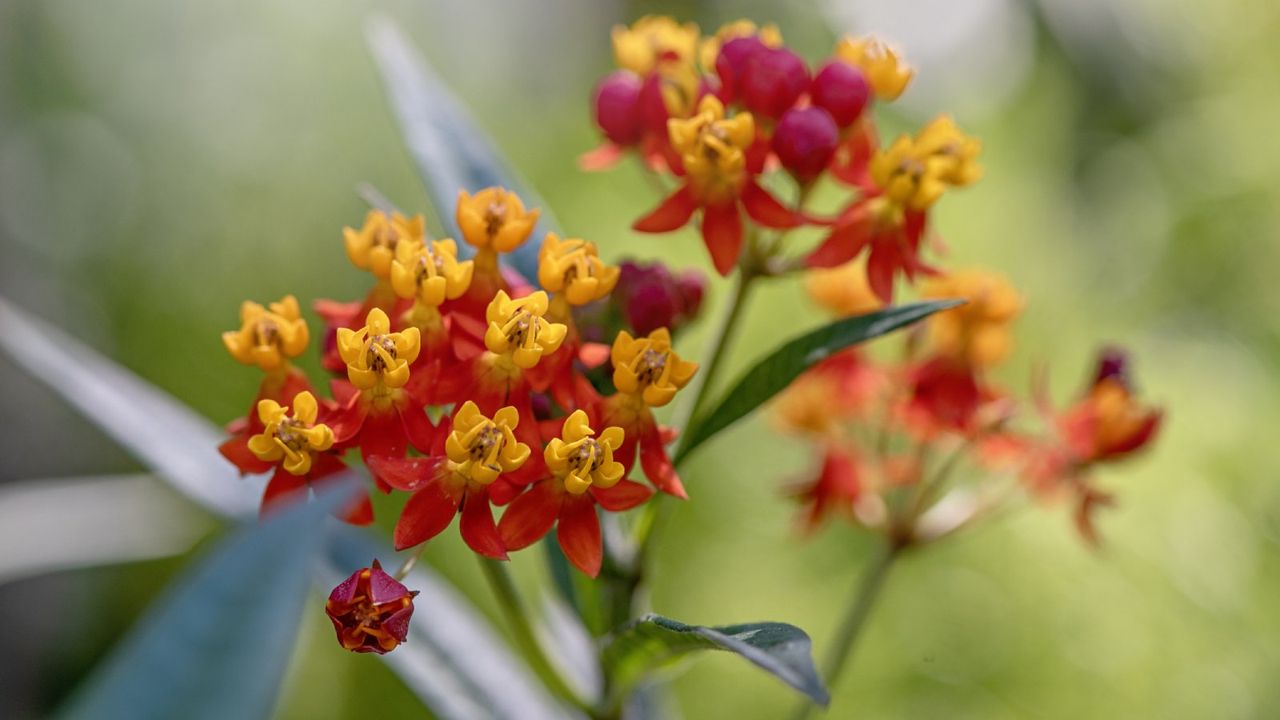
[2,0,1279,718]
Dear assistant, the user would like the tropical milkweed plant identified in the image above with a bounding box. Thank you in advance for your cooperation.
[0,14,1163,720]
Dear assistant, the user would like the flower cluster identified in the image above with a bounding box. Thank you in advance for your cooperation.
[219,189,704,591]
[777,266,1162,544]
[587,17,980,300]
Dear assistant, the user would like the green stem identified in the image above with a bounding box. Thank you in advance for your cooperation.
[675,265,760,442]
[792,541,901,720]
[478,557,593,715]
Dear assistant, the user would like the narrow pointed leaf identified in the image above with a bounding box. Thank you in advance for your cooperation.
[603,614,829,706]
[58,480,357,720]
[676,300,962,463]
[0,297,260,519]
[366,15,556,282]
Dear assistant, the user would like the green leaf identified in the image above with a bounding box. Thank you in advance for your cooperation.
[0,297,259,519]
[366,15,556,282]
[0,296,568,720]
[58,480,357,720]
[324,527,575,720]
[603,614,830,707]
[676,300,963,464]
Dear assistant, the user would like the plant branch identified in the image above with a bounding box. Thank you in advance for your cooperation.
[477,557,593,715]
[791,540,901,720]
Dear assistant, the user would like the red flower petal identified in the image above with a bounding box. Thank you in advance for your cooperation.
[218,434,274,475]
[591,480,654,512]
[260,468,307,519]
[339,489,375,526]
[742,181,803,229]
[807,210,872,269]
[398,404,437,455]
[393,479,461,550]
[633,186,698,233]
[460,489,508,560]
[866,241,899,303]
[557,494,602,577]
[366,456,441,493]
[497,480,564,551]
[701,201,743,276]
[640,423,687,499]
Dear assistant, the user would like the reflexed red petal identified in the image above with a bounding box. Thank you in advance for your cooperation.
[742,181,803,229]
[633,186,698,233]
[701,202,743,276]
[591,480,653,512]
[557,494,602,577]
[460,489,508,559]
[398,404,437,455]
[614,435,639,475]
[640,423,687,499]
[260,469,308,519]
[807,211,872,268]
[366,456,441,492]
[578,342,611,368]
[339,488,375,526]
[578,143,625,171]
[866,241,899,303]
[360,411,409,492]
[497,480,563,550]
[394,480,460,550]
[219,434,274,475]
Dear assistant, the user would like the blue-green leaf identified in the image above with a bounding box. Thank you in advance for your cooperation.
[58,480,358,720]
[366,15,556,282]
[676,300,963,464]
[0,297,259,519]
[603,614,829,707]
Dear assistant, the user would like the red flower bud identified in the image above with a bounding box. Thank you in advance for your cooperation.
[325,560,417,655]
[593,71,645,146]
[1091,346,1131,389]
[638,73,672,138]
[611,260,708,337]
[741,47,809,120]
[810,62,870,128]
[714,36,769,103]
[675,268,706,319]
[773,107,840,183]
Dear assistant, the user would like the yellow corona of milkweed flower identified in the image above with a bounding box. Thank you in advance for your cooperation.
[389,238,474,308]
[869,134,953,211]
[456,187,540,254]
[222,295,309,372]
[913,115,983,187]
[835,35,914,100]
[611,15,699,76]
[805,261,883,318]
[668,95,755,204]
[444,401,531,486]
[344,210,426,280]
[545,410,626,495]
[336,307,421,392]
[921,269,1022,369]
[483,290,568,370]
[611,328,699,408]
[698,20,782,72]
[537,233,621,307]
[247,391,334,476]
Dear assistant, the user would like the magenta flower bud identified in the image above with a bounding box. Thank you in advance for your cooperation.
[741,47,809,120]
[325,560,417,655]
[715,36,768,103]
[810,62,871,128]
[1091,346,1132,390]
[593,71,644,145]
[675,269,706,319]
[773,107,840,183]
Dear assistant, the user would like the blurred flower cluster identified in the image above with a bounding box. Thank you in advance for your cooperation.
[778,264,1162,546]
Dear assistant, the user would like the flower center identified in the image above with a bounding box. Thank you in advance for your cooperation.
[635,348,668,386]
[253,319,280,348]
[275,417,306,452]
[365,335,398,371]
[570,438,604,475]
[484,202,507,237]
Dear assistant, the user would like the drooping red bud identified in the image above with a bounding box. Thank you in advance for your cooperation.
[715,36,769,104]
[675,269,706,320]
[773,107,840,183]
[810,62,871,128]
[1091,346,1131,390]
[740,47,809,120]
[593,71,645,146]
[325,560,417,655]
